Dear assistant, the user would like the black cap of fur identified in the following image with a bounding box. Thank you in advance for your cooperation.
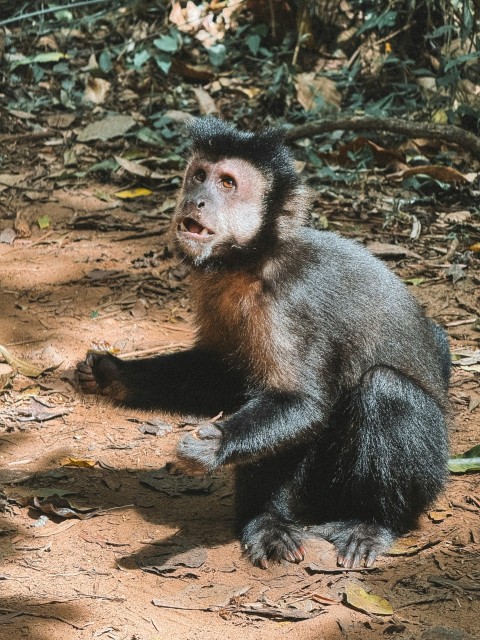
[187,117,301,207]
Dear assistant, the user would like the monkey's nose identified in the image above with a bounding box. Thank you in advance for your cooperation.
[197,199,205,209]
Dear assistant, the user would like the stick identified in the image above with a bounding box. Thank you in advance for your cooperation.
[285,116,480,159]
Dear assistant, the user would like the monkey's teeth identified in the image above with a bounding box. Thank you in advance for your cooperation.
[179,218,213,236]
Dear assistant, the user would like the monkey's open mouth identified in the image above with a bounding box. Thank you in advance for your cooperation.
[178,217,214,237]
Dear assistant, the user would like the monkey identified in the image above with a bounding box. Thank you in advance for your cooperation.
[76,117,450,569]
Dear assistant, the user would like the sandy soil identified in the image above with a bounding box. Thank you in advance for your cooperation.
[0,187,479,640]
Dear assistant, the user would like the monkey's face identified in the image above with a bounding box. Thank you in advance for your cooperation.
[174,156,267,265]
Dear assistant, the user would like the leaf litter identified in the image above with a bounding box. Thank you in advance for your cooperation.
[0,7,479,639]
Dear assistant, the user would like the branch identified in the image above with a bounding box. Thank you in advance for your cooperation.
[285,116,480,159]
[0,0,110,27]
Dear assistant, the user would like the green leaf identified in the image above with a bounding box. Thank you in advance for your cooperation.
[155,54,172,75]
[208,44,226,67]
[154,33,179,53]
[459,444,480,458]
[448,457,480,474]
[449,445,480,473]
[247,34,261,56]
[99,50,113,74]
[133,49,150,70]
[12,52,70,68]
[37,215,50,229]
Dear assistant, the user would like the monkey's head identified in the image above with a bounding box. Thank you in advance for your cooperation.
[173,117,309,268]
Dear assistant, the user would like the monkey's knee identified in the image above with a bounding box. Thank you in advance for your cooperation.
[349,366,448,524]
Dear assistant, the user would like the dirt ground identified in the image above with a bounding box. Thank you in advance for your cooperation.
[0,184,479,640]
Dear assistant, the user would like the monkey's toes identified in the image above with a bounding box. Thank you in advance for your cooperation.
[318,521,394,568]
[241,513,305,568]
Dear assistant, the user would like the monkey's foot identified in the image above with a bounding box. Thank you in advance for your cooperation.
[241,512,305,569]
[310,521,394,568]
[75,352,127,401]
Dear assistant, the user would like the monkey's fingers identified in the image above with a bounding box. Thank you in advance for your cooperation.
[195,423,223,439]
[75,361,98,393]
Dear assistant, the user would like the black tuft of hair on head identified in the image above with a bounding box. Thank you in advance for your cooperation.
[187,117,301,205]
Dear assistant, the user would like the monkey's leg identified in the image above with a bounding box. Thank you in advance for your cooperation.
[235,452,307,568]
[312,365,449,568]
[76,349,243,415]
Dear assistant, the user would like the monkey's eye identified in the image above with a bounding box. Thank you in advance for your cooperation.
[193,169,206,183]
[221,175,236,189]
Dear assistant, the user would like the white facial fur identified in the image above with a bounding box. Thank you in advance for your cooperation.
[174,156,268,263]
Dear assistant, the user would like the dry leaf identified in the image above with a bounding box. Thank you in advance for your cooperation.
[401,165,469,184]
[295,73,341,111]
[444,210,472,223]
[59,457,96,468]
[428,509,453,522]
[77,115,136,142]
[114,155,165,180]
[192,86,218,114]
[114,188,153,199]
[0,363,13,390]
[84,76,111,104]
[0,344,46,378]
[345,583,393,615]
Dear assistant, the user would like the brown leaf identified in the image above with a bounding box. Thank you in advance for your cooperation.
[401,165,469,184]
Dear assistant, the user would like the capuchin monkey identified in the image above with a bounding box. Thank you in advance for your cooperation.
[76,117,450,569]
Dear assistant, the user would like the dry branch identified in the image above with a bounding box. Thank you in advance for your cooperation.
[285,116,480,159]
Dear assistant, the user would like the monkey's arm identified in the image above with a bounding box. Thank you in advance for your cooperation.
[176,390,323,473]
[76,349,243,416]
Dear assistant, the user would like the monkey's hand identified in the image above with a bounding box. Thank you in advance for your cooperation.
[75,352,128,401]
[174,423,223,476]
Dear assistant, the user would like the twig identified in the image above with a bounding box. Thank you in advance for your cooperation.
[285,116,480,159]
[151,600,317,621]
[120,343,189,358]
[0,607,89,629]
[0,131,54,143]
[0,0,110,27]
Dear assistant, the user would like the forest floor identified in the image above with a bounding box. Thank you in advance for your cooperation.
[0,166,479,640]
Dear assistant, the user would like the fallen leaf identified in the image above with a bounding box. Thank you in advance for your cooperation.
[138,419,173,436]
[59,457,96,468]
[77,115,136,142]
[428,509,453,522]
[0,363,13,390]
[0,344,47,378]
[114,187,153,199]
[0,228,16,244]
[84,76,111,104]
[37,215,50,229]
[295,73,341,111]
[401,165,469,184]
[143,547,207,575]
[388,536,440,556]
[192,86,218,114]
[114,155,165,180]
[449,444,480,474]
[444,210,472,223]
[366,242,421,259]
[32,495,101,519]
[344,582,393,615]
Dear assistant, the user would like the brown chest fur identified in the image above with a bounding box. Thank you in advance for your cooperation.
[190,271,296,391]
